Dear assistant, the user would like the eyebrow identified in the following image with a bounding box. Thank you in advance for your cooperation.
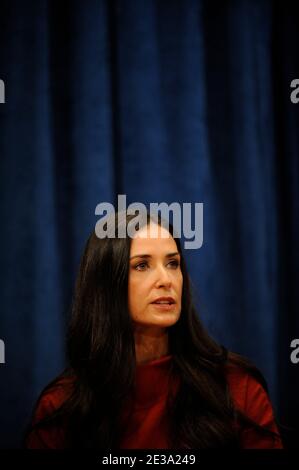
[130,252,180,260]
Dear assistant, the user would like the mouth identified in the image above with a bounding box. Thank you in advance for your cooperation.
[151,297,175,305]
[150,297,176,311]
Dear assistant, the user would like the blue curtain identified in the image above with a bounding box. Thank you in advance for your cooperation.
[0,0,298,448]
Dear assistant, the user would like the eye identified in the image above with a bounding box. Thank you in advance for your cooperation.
[167,259,180,269]
[134,261,148,271]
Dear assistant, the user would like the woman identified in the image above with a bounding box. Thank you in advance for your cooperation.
[25,211,283,449]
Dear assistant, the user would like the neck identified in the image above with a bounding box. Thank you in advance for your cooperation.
[133,326,169,365]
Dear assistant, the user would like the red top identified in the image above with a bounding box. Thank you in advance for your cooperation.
[26,355,283,449]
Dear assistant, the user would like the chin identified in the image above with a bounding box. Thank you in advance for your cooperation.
[150,316,180,328]
[133,312,181,330]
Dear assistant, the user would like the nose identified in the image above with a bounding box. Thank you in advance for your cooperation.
[154,264,172,288]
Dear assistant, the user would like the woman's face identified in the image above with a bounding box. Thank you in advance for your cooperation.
[128,223,183,330]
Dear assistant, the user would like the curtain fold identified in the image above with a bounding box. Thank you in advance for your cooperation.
[0,0,298,448]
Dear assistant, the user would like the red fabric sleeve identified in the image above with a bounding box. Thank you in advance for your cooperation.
[26,396,65,449]
[25,380,71,449]
[227,365,283,449]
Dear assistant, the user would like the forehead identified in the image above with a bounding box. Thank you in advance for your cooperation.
[130,223,178,255]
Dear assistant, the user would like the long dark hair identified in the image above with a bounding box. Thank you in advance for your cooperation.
[25,211,280,448]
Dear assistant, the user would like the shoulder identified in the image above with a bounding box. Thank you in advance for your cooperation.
[225,361,272,423]
[225,361,283,448]
[33,375,75,422]
[25,375,75,449]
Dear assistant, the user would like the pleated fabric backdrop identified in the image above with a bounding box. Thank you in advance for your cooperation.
[0,0,298,448]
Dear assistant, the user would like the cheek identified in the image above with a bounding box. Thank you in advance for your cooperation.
[176,273,183,293]
[128,278,145,317]
[129,275,148,297]
[177,280,183,307]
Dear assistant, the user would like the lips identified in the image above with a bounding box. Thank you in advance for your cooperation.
[151,296,175,305]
